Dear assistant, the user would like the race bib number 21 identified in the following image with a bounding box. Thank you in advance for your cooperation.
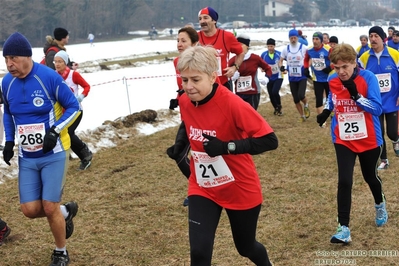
[191,151,235,188]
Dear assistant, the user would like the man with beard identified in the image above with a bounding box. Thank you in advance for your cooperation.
[279,29,310,122]
[358,26,399,170]
[197,6,245,91]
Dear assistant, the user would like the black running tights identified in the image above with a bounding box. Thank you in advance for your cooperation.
[334,144,385,227]
[188,195,272,266]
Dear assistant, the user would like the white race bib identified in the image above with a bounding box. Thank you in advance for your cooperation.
[312,58,326,71]
[375,73,391,93]
[338,112,368,140]
[17,123,46,152]
[270,63,279,74]
[236,76,253,92]
[191,151,235,188]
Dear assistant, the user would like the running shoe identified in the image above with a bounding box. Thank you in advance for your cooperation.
[183,197,189,207]
[79,159,92,170]
[49,250,70,266]
[375,202,388,227]
[377,159,389,170]
[298,117,306,122]
[64,202,78,239]
[0,225,11,246]
[392,141,399,157]
[304,105,310,118]
[330,224,351,244]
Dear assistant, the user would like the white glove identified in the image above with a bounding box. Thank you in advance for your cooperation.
[77,94,85,102]
[232,71,240,82]
[260,77,269,86]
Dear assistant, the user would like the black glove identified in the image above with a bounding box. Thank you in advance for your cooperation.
[42,126,59,154]
[317,109,332,127]
[341,78,359,99]
[169,99,178,110]
[304,68,311,78]
[166,122,189,160]
[322,66,332,74]
[280,66,286,72]
[166,143,186,160]
[202,133,227,157]
[3,141,15,166]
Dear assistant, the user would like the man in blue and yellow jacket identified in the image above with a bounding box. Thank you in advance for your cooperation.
[358,26,399,170]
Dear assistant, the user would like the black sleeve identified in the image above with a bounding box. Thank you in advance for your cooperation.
[175,121,189,146]
[232,132,278,155]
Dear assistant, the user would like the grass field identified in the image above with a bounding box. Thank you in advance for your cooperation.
[1,89,399,265]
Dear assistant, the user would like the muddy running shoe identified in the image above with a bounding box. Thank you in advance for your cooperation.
[392,141,399,157]
[0,225,11,246]
[183,197,189,207]
[49,250,70,266]
[304,105,310,118]
[330,224,351,244]
[277,106,283,116]
[64,202,78,239]
[375,202,388,227]
[79,159,92,170]
[377,159,389,170]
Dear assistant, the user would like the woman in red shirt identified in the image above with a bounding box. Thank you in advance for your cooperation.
[173,45,277,265]
[169,27,199,110]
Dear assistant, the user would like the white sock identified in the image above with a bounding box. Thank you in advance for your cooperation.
[55,246,67,255]
[60,205,69,219]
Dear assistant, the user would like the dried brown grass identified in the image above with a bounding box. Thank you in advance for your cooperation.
[1,90,399,266]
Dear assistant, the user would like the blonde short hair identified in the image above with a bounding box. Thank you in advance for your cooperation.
[177,46,218,76]
[329,43,357,64]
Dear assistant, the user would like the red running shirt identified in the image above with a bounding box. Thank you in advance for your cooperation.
[179,84,274,210]
[198,29,243,85]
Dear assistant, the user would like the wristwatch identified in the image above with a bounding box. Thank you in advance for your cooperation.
[227,142,236,154]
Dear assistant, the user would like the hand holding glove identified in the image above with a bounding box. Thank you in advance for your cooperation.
[316,109,332,127]
[3,141,15,166]
[231,71,240,82]
[77,94,85,102]
[42,127,59,154]
[202,133,227,157]
[341,78,359,100]
[260,77,269,86]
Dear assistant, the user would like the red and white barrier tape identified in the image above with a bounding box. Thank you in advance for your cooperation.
[91,74,177,87]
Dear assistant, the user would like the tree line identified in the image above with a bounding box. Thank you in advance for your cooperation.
[1,0,399,47]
